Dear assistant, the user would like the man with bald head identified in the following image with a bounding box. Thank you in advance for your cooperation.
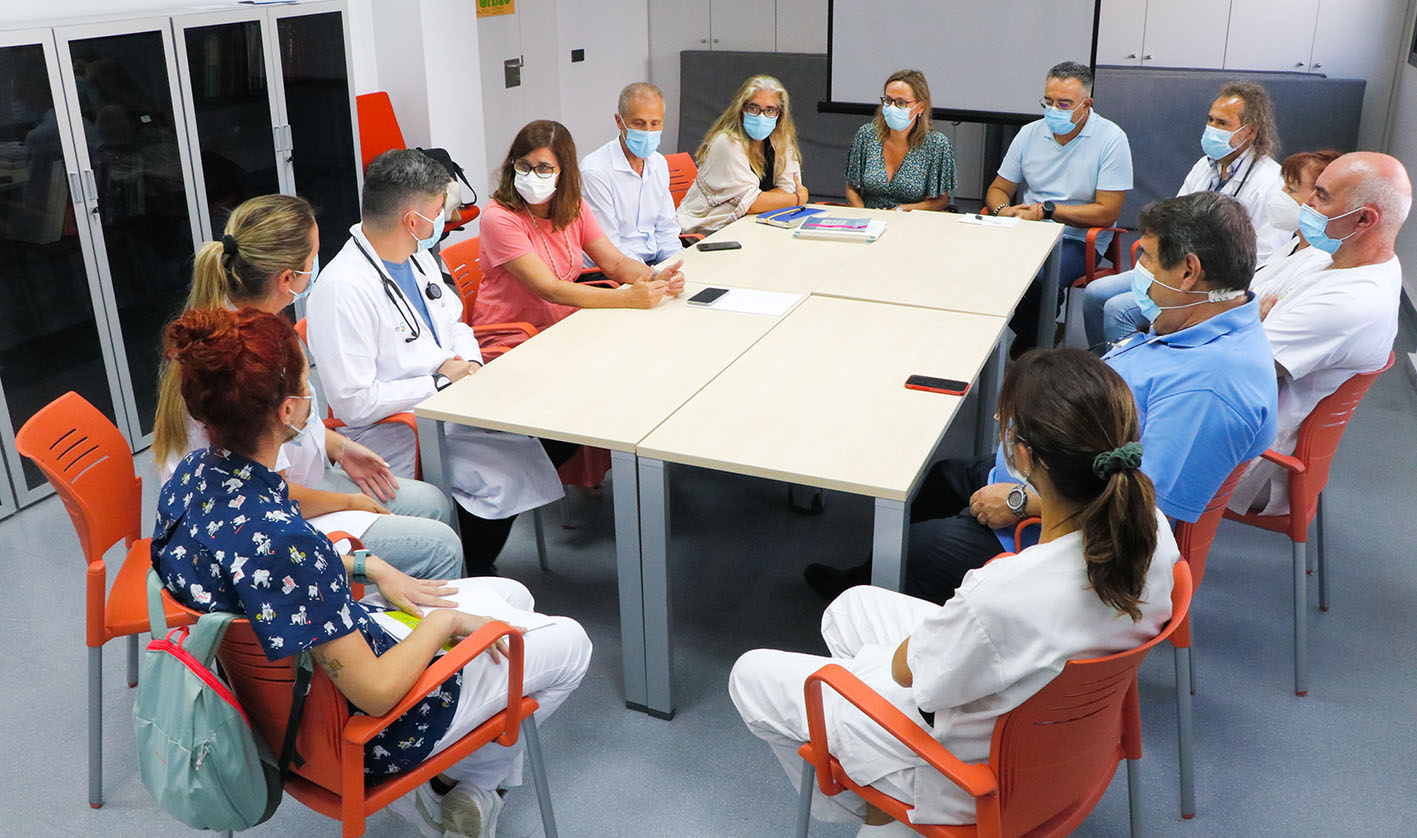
[1230,151,1412,514]
[580,81,684,265]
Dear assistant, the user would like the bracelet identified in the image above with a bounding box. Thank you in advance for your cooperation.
[352,549,369,584]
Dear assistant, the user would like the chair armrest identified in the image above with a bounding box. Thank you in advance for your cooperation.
[1260,449,1306,473]
[375,412,418,436]
[1014,516,1042,548]
[473,321,538,340]
[804,664,998,799]
[1082,226,1128,283]
[580,279,620,289]
[344,621,525,745]
[322,417,343,431]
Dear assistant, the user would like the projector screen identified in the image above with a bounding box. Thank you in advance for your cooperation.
[827,0,1100,124]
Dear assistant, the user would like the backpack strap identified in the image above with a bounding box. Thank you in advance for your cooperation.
[278,652,313,778]
[147,568,168,637]
[146,568,238,664]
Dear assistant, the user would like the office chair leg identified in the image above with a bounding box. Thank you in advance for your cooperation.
[533,508,549,572]
[126,634,139,687]
[796,762,815,838]
[1126,757,1143,838]
[1175,645,1195,819]
[1188,628,1198,696]
[560,494,574,529]
[1316,493,1329,612]
[523,717,558,838]
[88,646,102,808]
[1293,541,1308,696]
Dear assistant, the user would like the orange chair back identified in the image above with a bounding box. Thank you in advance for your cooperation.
[666,152,697,208]
[355,92,406,171]
[440,236,483,324]
[1176,460,1249,591]
[1285,352,1393,529]
[986,561,1192,837]
[15,391,139,567]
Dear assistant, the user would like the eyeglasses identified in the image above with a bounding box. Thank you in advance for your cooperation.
[1039,97,1083,111]
[513,160,558,178]
[880,95,916,109]
[742,103,781,118]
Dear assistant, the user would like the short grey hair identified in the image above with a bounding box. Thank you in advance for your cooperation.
[618,82,664,117]
[362,149,450,227]
[1138,192,1256,293]
[1047,61,1093,94]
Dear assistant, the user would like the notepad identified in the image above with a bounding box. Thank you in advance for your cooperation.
[366,579,559,647]
[793,218,887,242]
[959,214,1020,228]
[694,289,802,317]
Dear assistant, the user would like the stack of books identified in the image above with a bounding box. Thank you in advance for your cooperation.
[792,215,887,242]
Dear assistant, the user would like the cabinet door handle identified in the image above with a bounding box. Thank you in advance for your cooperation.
[1126,53,1137,59]
[1295,61,1306,67]
[82,169,98,212]
[698,38,707,44]
[67,172,84,205]
[1313,63,1323,70]
[1143,54,1152,60]
[711,38,719,43]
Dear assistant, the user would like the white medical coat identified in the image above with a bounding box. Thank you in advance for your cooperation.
[306,223,562,518]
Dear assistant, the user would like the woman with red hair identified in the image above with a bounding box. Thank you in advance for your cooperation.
[153,307,592,836]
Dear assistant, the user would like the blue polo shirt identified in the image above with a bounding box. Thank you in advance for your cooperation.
[998,111,1133,250]
[994,295,1277,528]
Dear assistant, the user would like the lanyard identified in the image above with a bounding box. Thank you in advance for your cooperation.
[1212,153,1257,196]
[351,237,438,345]
[526,210,577,282]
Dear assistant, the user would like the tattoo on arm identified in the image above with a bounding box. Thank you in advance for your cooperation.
[314,650,343,681]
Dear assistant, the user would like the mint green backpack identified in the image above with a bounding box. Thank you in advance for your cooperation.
[133,570,311,831]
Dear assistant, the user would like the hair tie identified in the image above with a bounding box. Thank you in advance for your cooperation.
[1092,441,1143,478]
[221,234,239,257]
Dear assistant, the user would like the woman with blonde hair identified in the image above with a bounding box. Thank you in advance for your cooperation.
[845,69,955,211]
[676,74,808,235]
[153,193,462,581]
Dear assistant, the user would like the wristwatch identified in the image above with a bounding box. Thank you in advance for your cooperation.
[432,373,453,391]
[351,549,370,585]
[1042,200,1056,221]
[1005,484,1030,519]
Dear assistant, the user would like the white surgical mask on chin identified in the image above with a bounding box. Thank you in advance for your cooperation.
[514,170,558,205]
[1266,190,1303,235]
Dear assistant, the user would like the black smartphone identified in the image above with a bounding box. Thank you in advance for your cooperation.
[696,240,742,252]
[688,287,729,306]
[905,375,970,396]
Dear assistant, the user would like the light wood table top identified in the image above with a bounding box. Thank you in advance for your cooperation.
[671,205,898,294]
[412,285,797,452]
[813,211,1064,317]
[637,295,1007,500]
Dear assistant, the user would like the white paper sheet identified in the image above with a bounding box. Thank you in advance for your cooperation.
[366,578,559,642]
[958,214,1020,228]
[703,289,802,317]
[308,509,379,541]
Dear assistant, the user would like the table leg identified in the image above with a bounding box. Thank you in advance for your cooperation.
[610,450,648,713]
[871,498,909,591]
[638,457,675,719]
[1037,238,1062,350]
[415,417,458,538]
[975,335,1005,456]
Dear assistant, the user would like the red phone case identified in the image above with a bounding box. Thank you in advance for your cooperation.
[905,378,970,396]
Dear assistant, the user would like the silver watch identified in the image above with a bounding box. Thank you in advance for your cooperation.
[1005,484,1029,518]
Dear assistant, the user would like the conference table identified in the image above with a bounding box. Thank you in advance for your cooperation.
[414,205,1062,718]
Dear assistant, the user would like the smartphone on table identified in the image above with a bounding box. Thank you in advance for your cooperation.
[687,287,729,306]
[696,240,742,252]
[905,375,970,396]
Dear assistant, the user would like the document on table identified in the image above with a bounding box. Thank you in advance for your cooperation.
[702,289,802,317]
[366,578,559,645]
[959,214,1020,228]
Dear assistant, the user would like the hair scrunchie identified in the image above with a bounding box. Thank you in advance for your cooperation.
[1092,441,1143,478]
[221,234,239,257]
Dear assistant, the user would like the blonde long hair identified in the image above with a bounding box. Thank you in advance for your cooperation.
[872,69,933,149]
[694,75,802,183]
[152,194,315,467]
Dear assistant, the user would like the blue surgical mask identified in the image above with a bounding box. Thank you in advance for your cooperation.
[1297,203,1362,254]
[882,103,914,132]
[743,112,777,141]
[1043,106,1077,135]
[290,255,319,304]
[408,208,444,253]
[1129,262,1245,324]
[623,127,661,159]
[1201,124,1244,161]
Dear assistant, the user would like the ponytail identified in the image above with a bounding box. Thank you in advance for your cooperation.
[1078,458,1157,621]
[152,240,232,466]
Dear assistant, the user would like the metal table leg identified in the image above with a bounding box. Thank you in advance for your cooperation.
[415,417,457,538]
[975,335,1006,456]
[1037,238,1062,350]
[610,450,649,713]
[637,457,675,718]
[871,497,909,591]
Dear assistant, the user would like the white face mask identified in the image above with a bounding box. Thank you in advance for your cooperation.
[514,170,558,205]
[1266,190,1303,235]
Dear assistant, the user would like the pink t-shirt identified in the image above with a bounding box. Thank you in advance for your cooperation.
[474,200,605,351]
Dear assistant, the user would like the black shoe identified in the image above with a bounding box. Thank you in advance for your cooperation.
[803,560,871,599]
[463,562,499,578]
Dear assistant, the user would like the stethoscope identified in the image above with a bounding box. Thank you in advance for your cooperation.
[351,237,444,344]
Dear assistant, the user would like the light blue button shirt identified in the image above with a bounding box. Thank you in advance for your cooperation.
[580,137,682,265]
[997,111,1133,249]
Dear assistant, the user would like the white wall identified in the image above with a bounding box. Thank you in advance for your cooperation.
[1385,0,1417,304]
[556,0,651,161]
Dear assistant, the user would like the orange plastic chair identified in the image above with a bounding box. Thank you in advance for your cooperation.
[355,92,405,171]
[293,318,424,480]
[158,588,559,838]
[439,236,539,360]
[1222,352,1394,697]
[665,152,697,207]
[796,560,1193,838]
[14,391,196,809]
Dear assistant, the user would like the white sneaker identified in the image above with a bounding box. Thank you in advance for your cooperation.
[856,819,918,837]
[386,781,445,838]
[441,783,505,838]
